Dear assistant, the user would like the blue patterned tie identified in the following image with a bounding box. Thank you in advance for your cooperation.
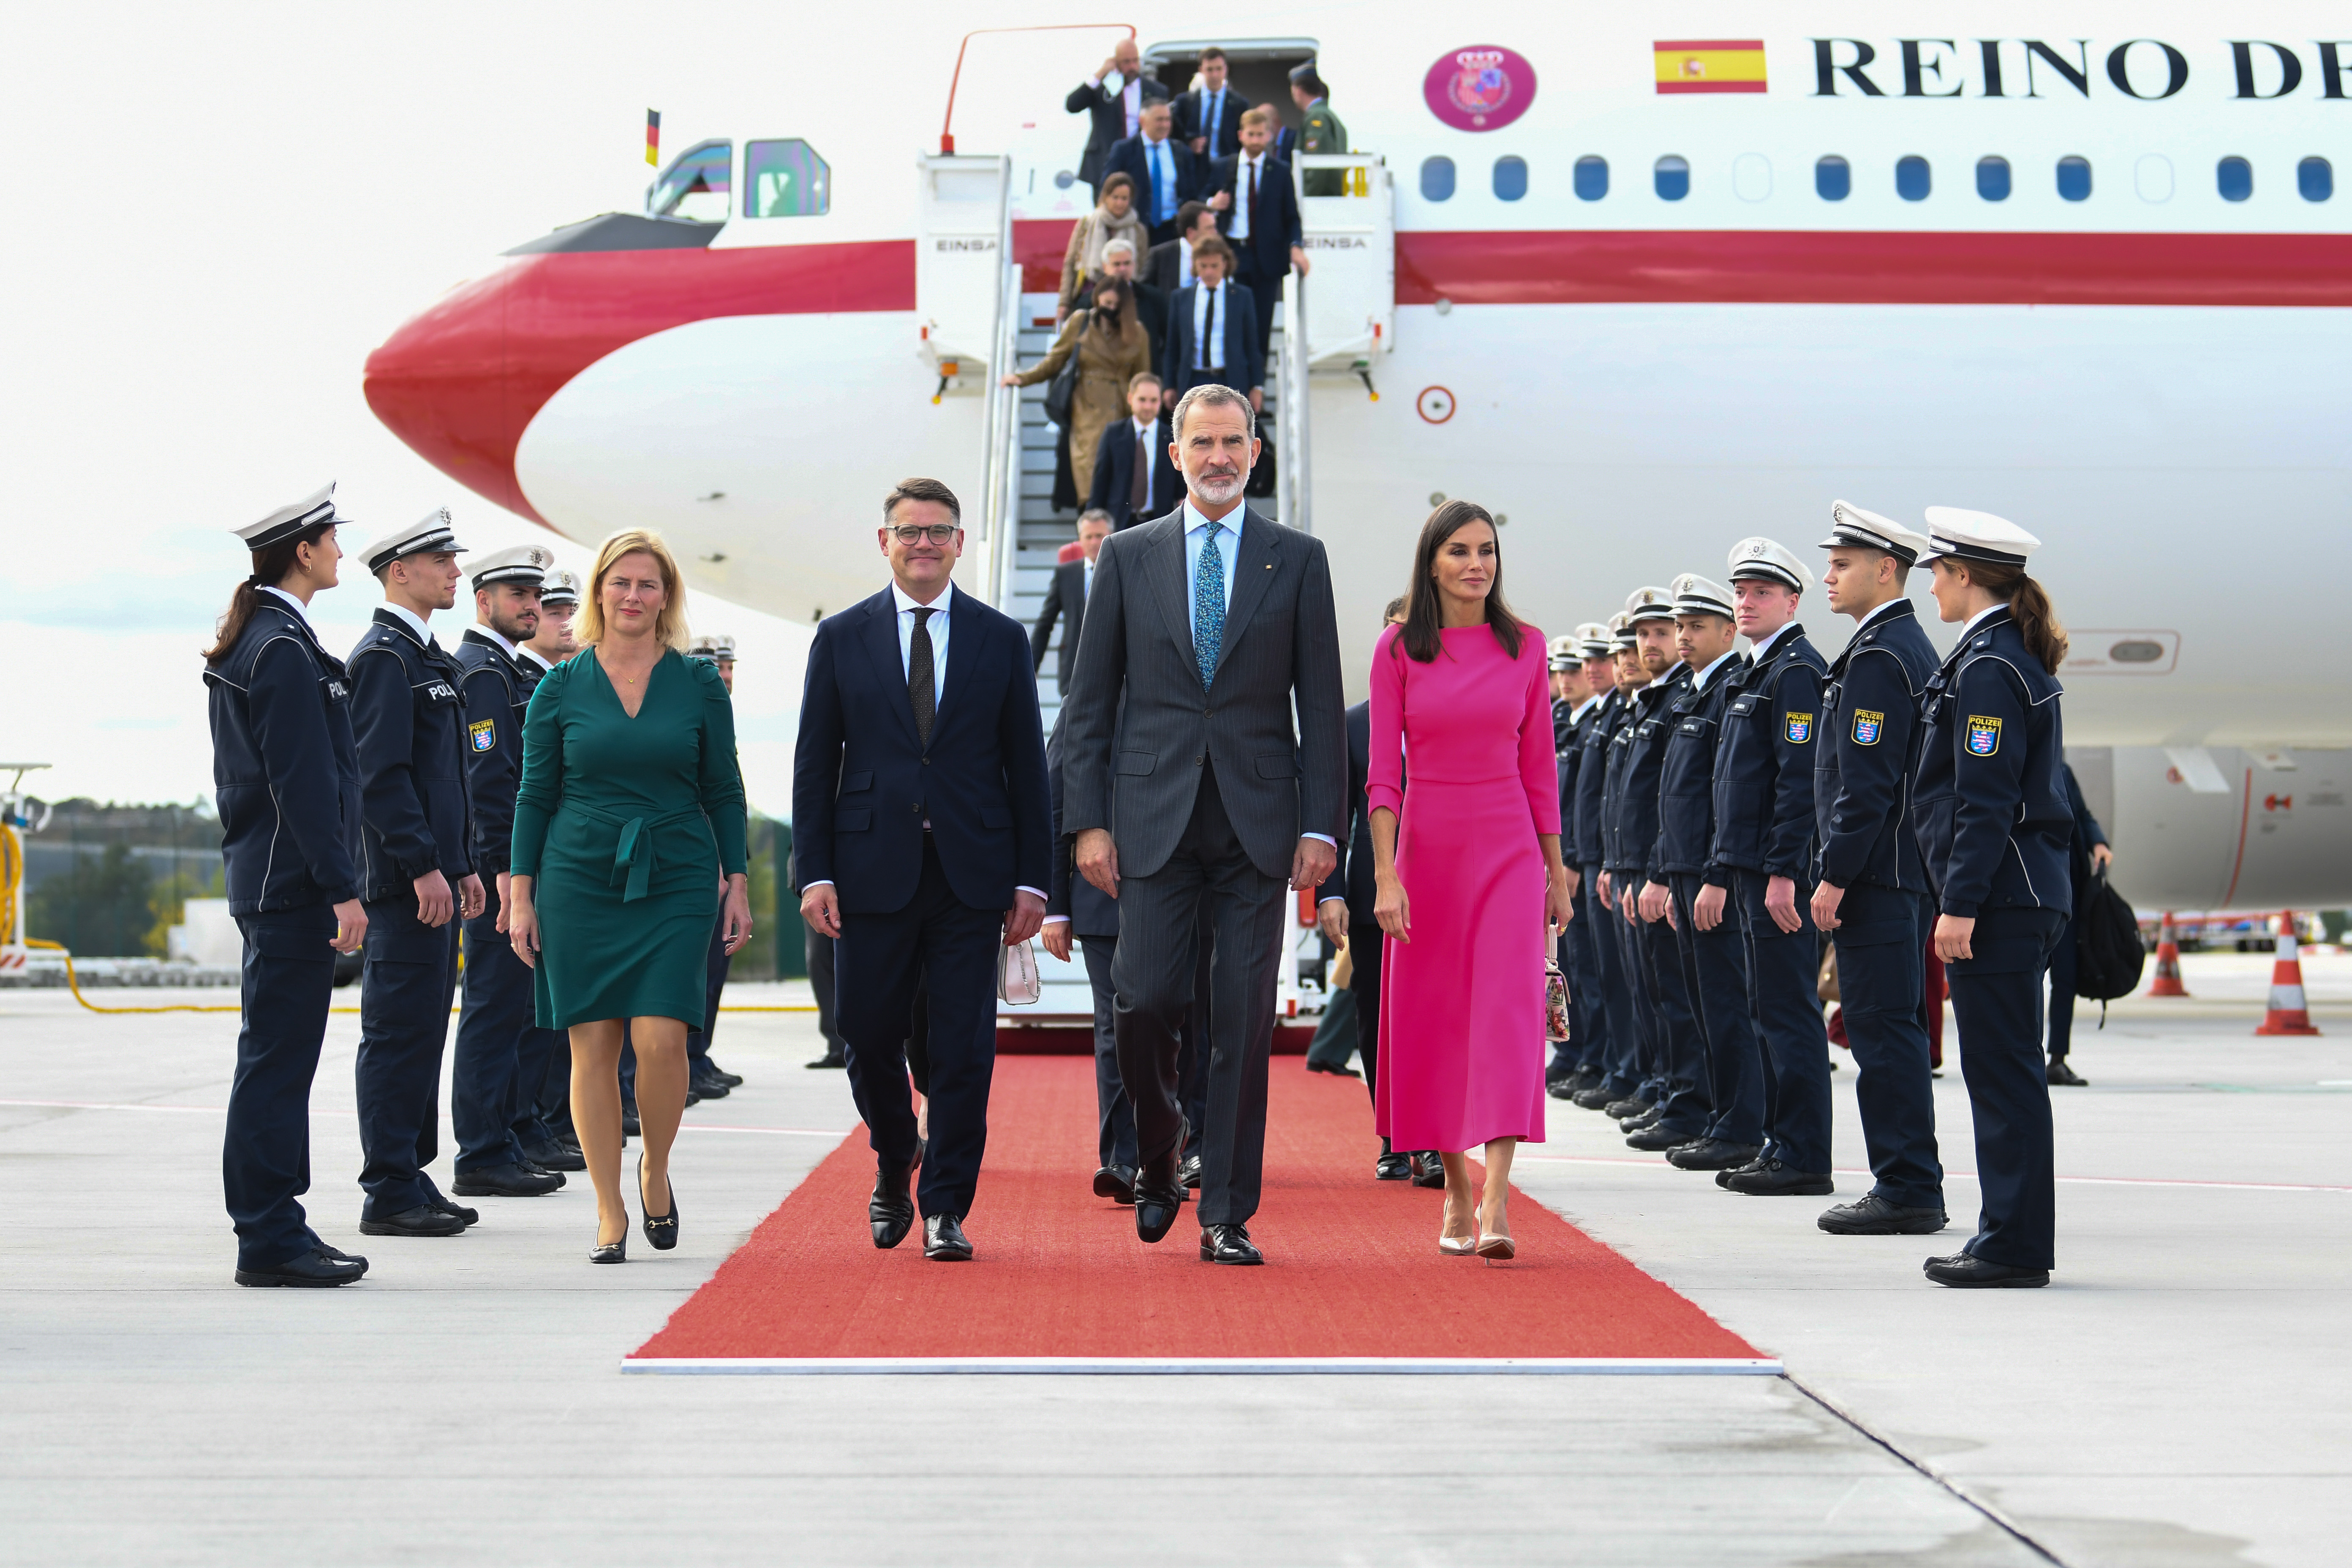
[1193,525,1225,688]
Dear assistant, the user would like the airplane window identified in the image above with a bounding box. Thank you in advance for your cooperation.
[2217,157,2253,202]
[1574,156,1609,201]
[2136,155,2174,203]
[1734,154,1772,201]
[1896,156,1931,201]
[1976,157,2011,201]
[1493,156,1528,201]
[1655,156,1690,201]
[745,140,830,217]
[2057,156,2092,202]
[1815,156,1851,201]
[1421,156,1456,201]
[2298,157,2332,202]
[647,141,732,222]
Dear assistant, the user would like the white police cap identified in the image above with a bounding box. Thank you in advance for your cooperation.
[1576,621,1614,660]
[235,482,341,551]
[363,508,468,574]
[1726,536,1812,592]
[470,544,553,591]
[539,568,582,606]
[1624,585,1677,624]
[1609,610,1638,648]
[688,634,738,662]
[1669,573,1736,619]
[1820,501,1928,568]
[1919,507,2041,568]
[1546,633,1582,670]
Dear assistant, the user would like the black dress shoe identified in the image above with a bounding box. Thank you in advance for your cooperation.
[1375,1152,1414,1181]
[1604,1097,1650,1120]
[923,1213,974,1261]
[2047,1057,2088,1087]
[310,1241,365,1265]
[1818,1193,1949,1235]
[1199,1223,1263,1265]
[1177,1153,1203,1190]
[1728,1160,1835,1197]
[1625,1106,1665,1132]
[590,1234,626,1264]
[1305,1058,1361,1078]
[1545,1077,1580,1101]
[236,1248,368,1288]
[454,1162,564,1198]
[1572,1086,1616,1111]
[707,1060,745,1088]
[1624,1123,1696,1152]
[689,1064,731,1100]
[1133,1154,1183,1244]
[421,1189,480,1225]
[1716,1156,1768,1189]
[1093,1164,1138,1204]
[621,1104,641,1138]
[639,1153,679,1251]
[806,1051,846,1070]
[359,1204,468,1238]
[518,1159,568,1187]
[869,1160,916,1250]
[523,1136,587,1173]
[1924,1251,2049,1288]
[1410,1152,1446,1189]
[1667,1138,1763,1171]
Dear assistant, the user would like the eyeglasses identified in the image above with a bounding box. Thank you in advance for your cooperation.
[889,524,961,545]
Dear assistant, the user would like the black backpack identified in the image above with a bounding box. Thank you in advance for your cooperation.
[2072,868,2145,1024]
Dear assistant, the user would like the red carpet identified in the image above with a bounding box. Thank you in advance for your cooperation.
[628,1058,1766,1370]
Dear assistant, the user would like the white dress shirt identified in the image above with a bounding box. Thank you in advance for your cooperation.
[1190,278,1228,370]
[257,585,314,626]
[1094,71,1143,138]
[518,645,553,673]
[378,600,433,645]
[1177,236,1195,283]
[1748,621,1798,662]
[1229,151,1267,242]
[1688,647,1741,696]
[1856,596,1910,634]
[471,622,522,659]
[1960,602,2007,640]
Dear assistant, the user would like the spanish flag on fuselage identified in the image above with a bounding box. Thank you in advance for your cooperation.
[1654,40,1767,94]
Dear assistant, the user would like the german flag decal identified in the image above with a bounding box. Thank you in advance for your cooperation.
[1655,40,1767,94]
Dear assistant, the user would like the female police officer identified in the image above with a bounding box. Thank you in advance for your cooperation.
[203,484,370,1287]
[1911,509,2072,1289]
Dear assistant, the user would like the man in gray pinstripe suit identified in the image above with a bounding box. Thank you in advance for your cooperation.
[1061,383,1348,1265]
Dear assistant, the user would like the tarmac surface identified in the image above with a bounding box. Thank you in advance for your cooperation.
[3,950,2347,1566]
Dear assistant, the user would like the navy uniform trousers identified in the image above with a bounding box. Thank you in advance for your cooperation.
[1562,888,1608,1080]
[354,896,461,1217]
[1831,882,1944,1211]
[686,911,730,1065]
[1609,896,1660,1101]
[1639,907,1710,1139]
[1584,866,1640,1098]
[837,835,1002,1220]
[452,878,533,1172]
[1669,872,1767,1147]
[225,904,339,1269]
[1734,869,1834,1174]
[1949,908,2063,1269]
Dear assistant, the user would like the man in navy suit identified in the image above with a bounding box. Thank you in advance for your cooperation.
[1067,38,1169,191]
[793,477,1052,1263]
[1105,100,1202,249]
[1207,106,1310,366]
[1088,371,1182,529]
[1162,240,1264,409]
[1173,47,1250,161]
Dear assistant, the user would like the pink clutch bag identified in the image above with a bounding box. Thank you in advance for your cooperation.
[998,936,1043,1005]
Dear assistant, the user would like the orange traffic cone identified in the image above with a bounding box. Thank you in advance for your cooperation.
[2148,911,2190,997]
[2255,914,2320,1036]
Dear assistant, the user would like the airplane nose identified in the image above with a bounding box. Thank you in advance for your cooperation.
[364,262,542,522]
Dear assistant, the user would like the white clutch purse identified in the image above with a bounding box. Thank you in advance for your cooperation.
[998,936,1043,1005]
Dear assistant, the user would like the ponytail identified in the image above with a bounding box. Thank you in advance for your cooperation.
[203,524,331,664]
[1960,559,2068,674]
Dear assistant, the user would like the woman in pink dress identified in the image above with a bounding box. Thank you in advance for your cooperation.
[1369,502,1576,1259]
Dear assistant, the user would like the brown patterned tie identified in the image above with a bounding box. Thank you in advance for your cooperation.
[908,607,936,747]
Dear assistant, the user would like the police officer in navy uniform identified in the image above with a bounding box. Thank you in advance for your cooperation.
[683,634,748,1102]
[348,512,490,1236]
[1552,624,1619,1100]
[1911,510,2072,1288]
[1571,618,1644,1113]
[1544,634,1586,1092]
[1651,574,1767,1172]
[449,544,575,1193]
[1595,611,1664,1122]
[1699,539,1837,1198]
[1809,503,1948,1238]
[513,569,590,1141]
[205,485,373,1287]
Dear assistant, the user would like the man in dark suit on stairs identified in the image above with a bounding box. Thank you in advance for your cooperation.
[1030,510,1112,696]
[1067,39,1168,191]
[1088,372,1182,531]
[793,478,1052,1264]
[1162,240,1263,412]
[1206,105,1310,366]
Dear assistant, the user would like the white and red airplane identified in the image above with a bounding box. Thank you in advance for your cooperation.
[366,12,2351,914]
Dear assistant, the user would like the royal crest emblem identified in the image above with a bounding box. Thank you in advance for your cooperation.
[1423,44,1538,132]
[470,719,496,752]
[1450,50,1512,117]
[1966,715,2002,756]
[1785,712,1813,744]
[1851,709,1884,746]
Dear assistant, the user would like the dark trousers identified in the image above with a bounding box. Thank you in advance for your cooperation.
[836,837,1000,1219]
[1669,873,1766,1146]
[1111,765,1286,1227]
[1609,889,1660,1098]
[1562,878,1607,1078]
[1640,901,1709,1137]
[510,1017,565,1151]
[1304,985,1357,1067]
[224,905,337,1269]
[686,912,730,1065]
[1348,925,1384,1102]
[2044,912,2080,1058]
[354,895,460,1217]
[1231,253,1283,362]
[1144,217,1180,250]
[1583,866,1638,1097]
[452,879,530,1173]
[1950,909,2063,1269]
[1080,937,1137,1169]
[1734,869,1833,1174]
[808,926,847,1061]
[1832,883,1944,1211]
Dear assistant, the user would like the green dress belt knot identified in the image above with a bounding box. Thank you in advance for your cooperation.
[579,802,710,903]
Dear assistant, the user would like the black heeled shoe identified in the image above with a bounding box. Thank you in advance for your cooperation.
[590,1230,627,1264]
[639,1153,679,1251]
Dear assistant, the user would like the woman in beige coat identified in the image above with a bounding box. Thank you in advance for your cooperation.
[1003,277,1153,510]
[1057,175,1146,321]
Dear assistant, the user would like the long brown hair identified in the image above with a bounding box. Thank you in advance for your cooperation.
[1394,501,1525,663]
[202,523,333,664]
[1960,559,2068,673]
[1089,276,1133,339]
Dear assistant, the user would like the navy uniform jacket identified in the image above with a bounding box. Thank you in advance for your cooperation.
[1911,607,2072,920]
[1571,688,1625,868]
[1710,628,1829,886]
[1313,700,1380,925]
[1552,697,1579,863]
[204,596,364,915]
[1814,601,1939,893]
[452,629,538,877]
[1655,655,1748,877]
[348,609,476,905]
[791,585,1052,915]
[1604,666,1691,880]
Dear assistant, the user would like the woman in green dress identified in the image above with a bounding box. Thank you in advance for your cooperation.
[507,530,751,1263]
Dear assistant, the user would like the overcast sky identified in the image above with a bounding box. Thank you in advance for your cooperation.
[0,1,1176,814]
